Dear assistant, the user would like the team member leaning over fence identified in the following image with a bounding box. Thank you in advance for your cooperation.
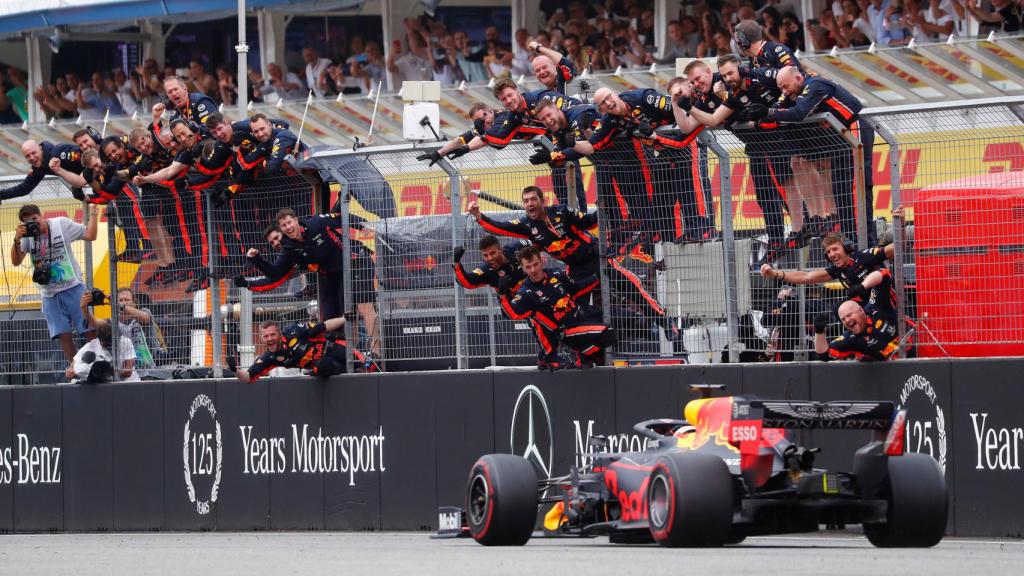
[469,185,678,342]
[234,209,381,359]
[454,235,565,370]
[0,139,84,202]
[12,203,102,364]
[760,232,896,313]
[749,66,875,245]
[228,317,366,382]
[813,299,898,362]
[509,246,614,369]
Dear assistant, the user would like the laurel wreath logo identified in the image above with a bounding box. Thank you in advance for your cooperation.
[182,394,222,516]
[898,375,947,474]
[935,405,947,472]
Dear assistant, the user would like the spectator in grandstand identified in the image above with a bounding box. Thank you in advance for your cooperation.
[163,76,217,133]
[452,31,489,82]
[757,66,875,245]
[660,20,698,61]
[814,300,898,361]
[228,317,366,382]
[112,68,141,116]
[80,288,160,370]
[262,62,306,101]
[387,18,433,87]
[761,233,897,313]
[303,46,333,99]
[187,59,219,99]
[75,72,124,118]
[216,65,238,106]
[4,67,28,122]
[12,203,102,364]
[33,77,78,120]
[965,0,1022,32]
[132,58,164,111]
[509,246,613,368]
[0,68,21,124]
[0,139,85,201]
[66,320,138,383]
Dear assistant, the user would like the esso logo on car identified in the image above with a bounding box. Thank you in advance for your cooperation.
[731,425,759,442]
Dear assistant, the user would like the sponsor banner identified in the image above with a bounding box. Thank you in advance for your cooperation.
[433,373,496,522]
[214,378,271,530]
[61,385,114,531]
[164,381,218,530]
[112,382,164,531]
[11,386,63,531]
[266,379,325,530]
[323,376,384,531]
[0,387,12,532]
[379,373,437,530]
[951,358,1024,537]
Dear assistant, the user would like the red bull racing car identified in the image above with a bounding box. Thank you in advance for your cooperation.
[461,390,947,547]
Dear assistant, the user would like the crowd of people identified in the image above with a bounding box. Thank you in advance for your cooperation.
[429,13,902,367]
[10,0,1019,126]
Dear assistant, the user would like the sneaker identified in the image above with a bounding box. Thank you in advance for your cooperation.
[784,229,808,250]
[363,352,382,373]
[144,267,171,286]
[118,249,144,264]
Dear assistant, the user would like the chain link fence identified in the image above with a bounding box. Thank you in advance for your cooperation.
[3,96,1023,379]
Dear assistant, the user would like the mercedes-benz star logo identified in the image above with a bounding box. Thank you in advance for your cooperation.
[511,385,553,480]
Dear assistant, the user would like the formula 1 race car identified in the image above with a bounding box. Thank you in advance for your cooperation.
[461,388,947,547]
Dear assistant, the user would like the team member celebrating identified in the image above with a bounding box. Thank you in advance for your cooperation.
[228,317,365,382]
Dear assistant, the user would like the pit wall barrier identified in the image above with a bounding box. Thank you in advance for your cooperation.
[0,358,1020,537]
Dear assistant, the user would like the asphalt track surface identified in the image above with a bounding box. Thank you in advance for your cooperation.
[2,531,1022,575]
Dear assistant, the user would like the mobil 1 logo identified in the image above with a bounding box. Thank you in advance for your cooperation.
[897,375,947,472]
[183,394,223,515]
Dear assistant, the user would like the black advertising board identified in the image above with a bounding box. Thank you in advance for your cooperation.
[0,387,12,532]
[379,372,439,529]
[612,366,677,433]
[12,386,63,532]
[323,375,383,531]
[267,378,325,530]
[950,358,1024,537]
[163,380,218,531]
[214,378,271,531]
[492,368,617,490]
[61,384,114,531]
[112,381,164,531]
[432,372,496,520]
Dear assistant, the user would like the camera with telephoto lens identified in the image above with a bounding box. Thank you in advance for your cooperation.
[90,289,106,306]
[24,220,40,238]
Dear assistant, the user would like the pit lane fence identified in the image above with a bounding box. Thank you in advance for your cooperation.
[3,96,1024,379]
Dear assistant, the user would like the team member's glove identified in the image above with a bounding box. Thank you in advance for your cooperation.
[81,168,96,184]
[448,145,470,160]
[416,150,443,167]
[633,121,654,139]
[528,146,552,165]
[233,275,249,288]
[226,356,238,373]
[675,95,692,111]
[846,283,868,300]
[307,321,326,336]
[453,246,466,263]
[745,103,769,121]
[813,312,830,334]
[70,187,86,201]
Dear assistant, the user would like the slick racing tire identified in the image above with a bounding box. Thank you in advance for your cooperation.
[647,452,734,547]
[466,454,539,546]
[864,453,947,548]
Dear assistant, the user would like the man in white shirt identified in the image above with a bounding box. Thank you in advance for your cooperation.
[303,47,332,99]
[66,320,138,383]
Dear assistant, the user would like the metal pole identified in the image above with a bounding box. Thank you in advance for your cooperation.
[206,194,224,377]
[239,286,255,367]
[701,131,740,363]
[818,114,869,250]
[81,193,93,290]
[797,246,808,362]
[594,167,614,365]
[325,167,356,372]
[487,291,497,367]
[871,120,907,356]
[107,201,120,382]
[438,158,469,369]
[236,0,250,116]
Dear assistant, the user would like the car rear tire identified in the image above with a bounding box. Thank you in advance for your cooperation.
[864,453,947,548]
[647,452,734,547]
[466,454,538,546]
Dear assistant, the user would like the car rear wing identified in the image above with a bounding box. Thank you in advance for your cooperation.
[732,400,897,431]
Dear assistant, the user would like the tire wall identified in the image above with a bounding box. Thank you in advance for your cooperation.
[0,358,1020,537]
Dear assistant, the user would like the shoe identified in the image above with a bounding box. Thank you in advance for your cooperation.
[144,267,171,286]
[185,270,210,293]
[784,229,808,250]
[294,284,318,300]
[823,214,841,234]
[755,241,786,268]
[174,269,192,282]
[363,352,382,373]
[118,249,144,264]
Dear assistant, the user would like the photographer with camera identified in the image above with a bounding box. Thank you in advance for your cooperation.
[12,203,101,364]
[81,288,160,370]
[65,320,138,384]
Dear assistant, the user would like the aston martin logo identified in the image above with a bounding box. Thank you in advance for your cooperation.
[763,402,878,420]
[510,385,553,480]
